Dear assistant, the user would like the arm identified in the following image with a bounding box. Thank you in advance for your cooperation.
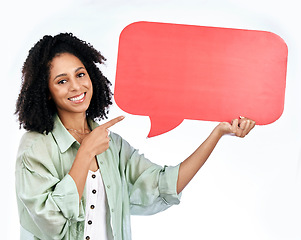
[177,117,255,194]
[110,133,181,215]
[15,117,124,239]
[16,141,84,240]
[68,116,124,200]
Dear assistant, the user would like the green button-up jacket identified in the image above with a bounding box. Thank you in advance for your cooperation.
[15,115,181,240]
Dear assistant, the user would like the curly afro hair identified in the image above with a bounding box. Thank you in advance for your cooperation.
[15,33,113,134]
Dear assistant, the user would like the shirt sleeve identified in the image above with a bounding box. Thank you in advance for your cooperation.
[15,139,84,240]
[114,134,182,215]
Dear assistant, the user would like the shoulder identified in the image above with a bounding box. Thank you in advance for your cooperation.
[16,130,62,176]
[109,131,142,159]
[109,132,132,149]
[17,131,55,159]
[109,131,122,144]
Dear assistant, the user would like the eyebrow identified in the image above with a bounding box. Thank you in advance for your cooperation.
[53,67,85,81]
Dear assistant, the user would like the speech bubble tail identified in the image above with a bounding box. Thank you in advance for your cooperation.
[147,116,184,138]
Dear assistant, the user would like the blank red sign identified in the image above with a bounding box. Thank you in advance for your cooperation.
[115,21,288,137]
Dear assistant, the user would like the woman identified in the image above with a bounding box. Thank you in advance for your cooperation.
[15,33,255,240]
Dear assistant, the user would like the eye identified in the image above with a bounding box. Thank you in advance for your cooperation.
[58,79,67,84]
[77,72,85,78]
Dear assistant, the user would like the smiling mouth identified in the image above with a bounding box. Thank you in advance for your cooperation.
[68,93,86,102]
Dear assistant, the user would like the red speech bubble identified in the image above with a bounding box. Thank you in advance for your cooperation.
[114,21,288,137]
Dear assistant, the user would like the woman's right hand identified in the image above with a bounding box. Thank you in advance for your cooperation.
[81,116,125,157]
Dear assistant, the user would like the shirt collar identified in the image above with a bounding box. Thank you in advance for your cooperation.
[51,114,100,153]
[87,117,99,131]
[51,114,76,153]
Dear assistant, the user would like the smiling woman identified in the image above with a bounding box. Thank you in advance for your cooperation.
[15,33,113,134]
[14,33,255,240]
[48,53,93,116]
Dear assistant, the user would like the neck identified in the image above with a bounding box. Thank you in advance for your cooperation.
[58,111,89,132]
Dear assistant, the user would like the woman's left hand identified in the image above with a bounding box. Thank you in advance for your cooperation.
[217,117,256,138]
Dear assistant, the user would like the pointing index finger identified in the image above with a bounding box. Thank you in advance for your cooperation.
[102,116,125,129]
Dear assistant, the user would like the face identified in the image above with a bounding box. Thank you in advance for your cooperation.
[48,53,93,116]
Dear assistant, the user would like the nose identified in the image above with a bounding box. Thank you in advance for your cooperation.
[69,78,81,91]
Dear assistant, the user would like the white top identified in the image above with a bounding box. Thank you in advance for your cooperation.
[84,170,108,240]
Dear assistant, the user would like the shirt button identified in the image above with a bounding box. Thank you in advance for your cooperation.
[92,174,96,179]
[107,185,111,189]
[90,205,95,209]
[88,220,92,225]
[92,189,96,194]
[111,208,114,212]
[99,161,104,164]
[85,236,90,240]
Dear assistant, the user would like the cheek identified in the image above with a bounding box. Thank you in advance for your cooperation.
[86,78,93,93]
[48,86,65,102]
[90,82,93,95]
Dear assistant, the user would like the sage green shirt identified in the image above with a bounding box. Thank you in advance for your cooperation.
[15,115,181,240]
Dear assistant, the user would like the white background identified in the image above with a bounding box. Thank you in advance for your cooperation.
[2,0,301,239]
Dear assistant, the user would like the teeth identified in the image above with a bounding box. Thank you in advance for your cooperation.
[69,93,85,101]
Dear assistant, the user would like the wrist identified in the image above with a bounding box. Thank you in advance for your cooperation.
[213,123,229,138]
[78,143,95,161]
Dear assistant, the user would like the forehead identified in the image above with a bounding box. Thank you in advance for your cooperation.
[49,53,84,75]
